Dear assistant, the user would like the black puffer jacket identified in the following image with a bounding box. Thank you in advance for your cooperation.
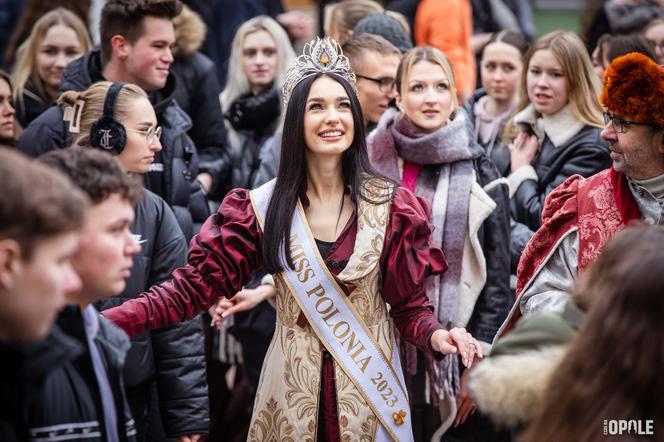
[171,6,231,200]
[467,144,513,344]
[22,307,137,442]
[222,87,281,195]
[0,327,81,442]
[96,190,209,437]
[14,83,50,129]
[510,126,610,231]
[16,49,210,241]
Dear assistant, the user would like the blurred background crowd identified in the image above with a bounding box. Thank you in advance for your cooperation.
[0,0,662,441]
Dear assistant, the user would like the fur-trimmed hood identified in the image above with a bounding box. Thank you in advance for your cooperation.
[172,5,207,57]
[470,301,584,428]
[468,345,566,428]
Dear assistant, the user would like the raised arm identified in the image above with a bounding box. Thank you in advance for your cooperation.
[103,189,263,336]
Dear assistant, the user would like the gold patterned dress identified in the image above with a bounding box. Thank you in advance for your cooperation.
[103,183,447,441]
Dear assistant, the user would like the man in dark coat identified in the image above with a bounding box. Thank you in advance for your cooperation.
[40,148,208,441]
[23,148,145,442]
[17,0,212,241]
[0,149,86,441]
[171,5,231,200]
[95,178,210,440]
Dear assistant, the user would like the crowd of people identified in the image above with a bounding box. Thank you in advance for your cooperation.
[0,0,663,441]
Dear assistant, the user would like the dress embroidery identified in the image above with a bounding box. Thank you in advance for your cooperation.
[248,180,395,441]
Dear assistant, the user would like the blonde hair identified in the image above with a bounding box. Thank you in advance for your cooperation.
[396,46,459,114]
[220,15,295,113]
[325,0,384,45]
[12,8,91,109]
[58,82,148,147]
[505,31,603,141]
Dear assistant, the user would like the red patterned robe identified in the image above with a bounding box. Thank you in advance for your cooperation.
[497,168,641,337]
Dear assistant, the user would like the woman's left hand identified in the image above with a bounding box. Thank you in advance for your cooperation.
[431,328,483,368]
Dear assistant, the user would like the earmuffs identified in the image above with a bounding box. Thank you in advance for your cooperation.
[89,82,127,155]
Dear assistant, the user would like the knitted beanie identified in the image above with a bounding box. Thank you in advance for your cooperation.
[353,13,413,53]
[600,53,664,127]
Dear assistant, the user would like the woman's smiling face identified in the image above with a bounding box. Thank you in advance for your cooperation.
[303,75,355,157]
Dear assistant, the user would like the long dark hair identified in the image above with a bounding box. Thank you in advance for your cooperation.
[521,225,664,441]
[262,72,390,273]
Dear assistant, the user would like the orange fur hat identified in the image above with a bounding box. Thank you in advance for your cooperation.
[600,53,664,127]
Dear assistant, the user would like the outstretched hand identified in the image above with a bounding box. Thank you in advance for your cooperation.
[209,284,277,328]
[430,327,483,368]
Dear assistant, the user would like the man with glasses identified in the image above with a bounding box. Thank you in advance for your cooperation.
[496,52,664,337]
[342,34,402,132]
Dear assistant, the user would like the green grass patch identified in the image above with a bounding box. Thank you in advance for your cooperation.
[534,10,581,36]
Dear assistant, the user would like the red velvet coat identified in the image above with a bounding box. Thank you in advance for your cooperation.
[103,187,447,347]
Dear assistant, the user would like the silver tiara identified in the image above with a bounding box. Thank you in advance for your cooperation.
[282,37,357,105]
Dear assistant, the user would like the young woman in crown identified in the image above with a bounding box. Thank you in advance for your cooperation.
[103,38,481,442]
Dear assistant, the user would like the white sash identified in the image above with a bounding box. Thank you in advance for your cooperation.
[250,180,414,442]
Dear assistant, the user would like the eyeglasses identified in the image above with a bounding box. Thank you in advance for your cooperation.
[356,74,396,92]
[128,126,162,145]
[603,112,650,134]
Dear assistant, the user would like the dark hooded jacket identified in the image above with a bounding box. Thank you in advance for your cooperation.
[171,5,231,200]
[16,49,209,241]
[0,308,137,442]
[95,189,209,438]
[0,327,79,442]
[510,126,611,231]
[14,82,50,129]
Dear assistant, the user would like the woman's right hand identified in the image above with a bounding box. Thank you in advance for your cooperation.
[509,131,540,172]
[430,327,483,368]
[209,298,234,328]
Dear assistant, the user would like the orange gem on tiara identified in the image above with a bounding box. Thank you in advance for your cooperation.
[282,37,357,105]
